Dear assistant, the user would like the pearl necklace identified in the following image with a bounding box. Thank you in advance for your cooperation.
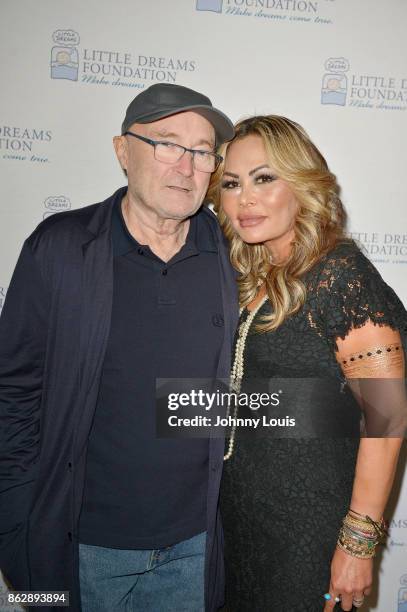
[224,294,268,461]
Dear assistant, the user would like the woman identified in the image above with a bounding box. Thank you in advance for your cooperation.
[208,115,407,611]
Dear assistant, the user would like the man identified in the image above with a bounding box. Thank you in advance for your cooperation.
[0,84,238,611]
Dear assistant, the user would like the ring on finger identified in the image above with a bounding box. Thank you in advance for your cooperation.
[353,596,365,608]
[323,593,341,603]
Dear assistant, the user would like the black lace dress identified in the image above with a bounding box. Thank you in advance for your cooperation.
[220,241,407,612]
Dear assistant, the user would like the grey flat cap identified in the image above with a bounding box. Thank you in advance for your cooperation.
[121,83,234,144]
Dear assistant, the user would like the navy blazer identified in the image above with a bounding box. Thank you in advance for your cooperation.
[0,187,239,611]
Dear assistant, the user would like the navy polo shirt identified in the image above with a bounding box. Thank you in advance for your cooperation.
[79,197,224,549]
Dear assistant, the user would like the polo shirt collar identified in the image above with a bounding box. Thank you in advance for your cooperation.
[112,196,218,257]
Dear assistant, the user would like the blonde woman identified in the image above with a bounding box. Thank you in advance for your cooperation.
[208,116,407,612]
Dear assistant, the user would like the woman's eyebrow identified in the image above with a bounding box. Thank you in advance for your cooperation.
[249,164,270,176]
[223,165,270,179]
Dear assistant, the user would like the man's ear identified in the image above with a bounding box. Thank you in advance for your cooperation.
[113,135,128,172]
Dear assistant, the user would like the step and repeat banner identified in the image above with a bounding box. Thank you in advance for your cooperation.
[1,1,406,610]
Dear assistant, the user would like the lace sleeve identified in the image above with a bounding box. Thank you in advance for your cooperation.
[314,243,407,351]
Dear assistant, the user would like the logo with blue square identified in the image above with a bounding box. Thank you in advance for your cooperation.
[321,57,349,106]
[399,574,407,612]
[51,29,80,81]
[196,0,223,13]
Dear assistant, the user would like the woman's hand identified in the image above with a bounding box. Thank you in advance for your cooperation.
[323,547,372,611]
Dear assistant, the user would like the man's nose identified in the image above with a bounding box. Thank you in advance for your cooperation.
[175,150,194,177]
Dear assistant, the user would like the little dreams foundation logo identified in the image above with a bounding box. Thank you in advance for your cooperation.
[50,30,197,89]
[51,30,80,81]
[43,196,71,220]
[399,574,407,612]
[0,126,52,163]
[349,230,407,265]
[196,0,223,11]
[321,57,407,111]
[321,57,349,106]
[196,0,334,25]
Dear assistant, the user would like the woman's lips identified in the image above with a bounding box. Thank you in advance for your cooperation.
[238,216,266,228]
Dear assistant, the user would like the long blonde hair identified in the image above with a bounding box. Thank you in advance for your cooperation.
[208,115,348,331]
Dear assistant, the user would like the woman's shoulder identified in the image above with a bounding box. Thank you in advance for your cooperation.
[308,240,376,289]
[306,239,407,343]
[317,239,369,269]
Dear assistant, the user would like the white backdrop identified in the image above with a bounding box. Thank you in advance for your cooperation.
[0,1,406,610]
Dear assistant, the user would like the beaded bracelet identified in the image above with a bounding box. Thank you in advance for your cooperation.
[337,509,387,559]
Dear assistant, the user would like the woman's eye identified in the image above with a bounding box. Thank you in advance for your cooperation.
[255,174,277,184]
[221,180,239,190]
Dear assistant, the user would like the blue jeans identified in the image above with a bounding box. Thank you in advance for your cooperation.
[79,531,206,612]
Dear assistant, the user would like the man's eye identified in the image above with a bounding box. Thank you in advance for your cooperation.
[195,150,211,159]
[161,141,179,150]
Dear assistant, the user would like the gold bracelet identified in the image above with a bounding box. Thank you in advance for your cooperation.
[348,509,387,538]
[337,540,376,559]
[336,509,387,560]
[344,516,378,536]
[338,530,378,559]
[340,527,377,550]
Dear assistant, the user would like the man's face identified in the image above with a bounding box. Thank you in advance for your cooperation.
[114,111,215,221]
